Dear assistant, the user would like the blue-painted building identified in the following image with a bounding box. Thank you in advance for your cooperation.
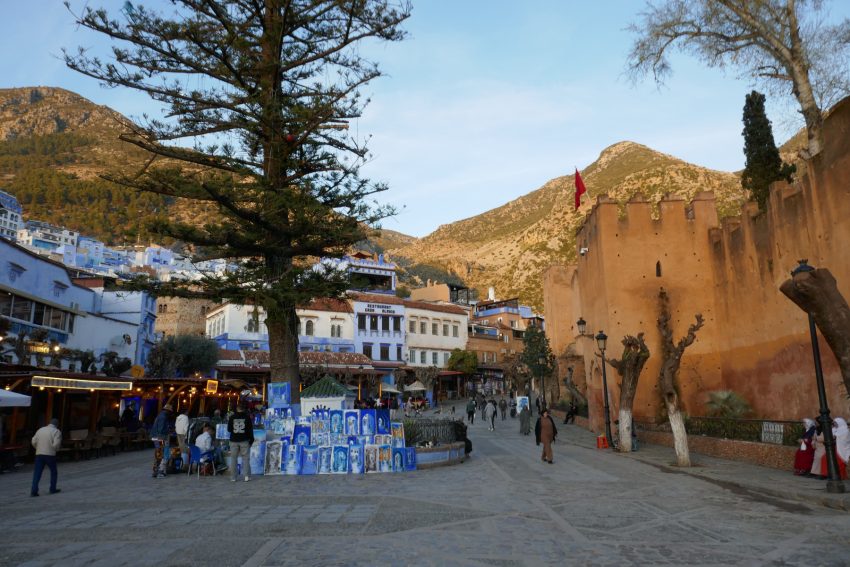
[0,190,23,242]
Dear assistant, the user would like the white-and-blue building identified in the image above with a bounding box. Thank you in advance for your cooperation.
[0,190,22,242]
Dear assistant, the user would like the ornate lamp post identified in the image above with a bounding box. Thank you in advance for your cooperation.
[792,260,845,493]
[576,317,587,336]
[595,330,614,449]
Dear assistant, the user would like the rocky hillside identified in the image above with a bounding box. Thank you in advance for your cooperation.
[387,142,747,310]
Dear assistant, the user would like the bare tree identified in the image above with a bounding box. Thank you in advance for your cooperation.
[627,0,850,158]
[780,265,850,395]
[413,366,440,396]
[502,354,531,396]
[657,289,704,466]
[602,333,650,453]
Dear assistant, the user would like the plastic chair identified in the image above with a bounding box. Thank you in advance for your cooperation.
[187,446,216,477]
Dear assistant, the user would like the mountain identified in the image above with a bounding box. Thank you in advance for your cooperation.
[387,142,747,310]
[0,86,169,242]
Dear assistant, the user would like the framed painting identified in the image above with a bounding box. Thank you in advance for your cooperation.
[404,447,417,471]
[318,446,332,474]
[376,409,390,434]
[332,445,349,474]
[215,423,230,440]
[249,440,266,475]
[360,410,376,436]
[377,444,392,473]
[329,410,344,435]
[293,424,311,446]
[301,445,319,475]
[344,410,360,436]
[349,443,364,474]
[267,382,291,409]
[391,422,405,448]
[392,448,405,472]
[284,443,302,475]
[264,440,283,475]
[364,444,379,473]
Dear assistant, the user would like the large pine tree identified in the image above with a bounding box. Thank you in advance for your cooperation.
[64,1,410,401]
[741,91,795,211]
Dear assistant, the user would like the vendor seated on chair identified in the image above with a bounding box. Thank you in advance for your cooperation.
[195,424,215,461]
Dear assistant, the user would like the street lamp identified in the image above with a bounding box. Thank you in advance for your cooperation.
[792,260,845,493]
[358,365,364,401]
[538,355,547,408]
[595,330,614,449]
[576,317,587,336]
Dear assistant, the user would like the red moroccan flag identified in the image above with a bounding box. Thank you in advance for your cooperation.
[574,168,587,209]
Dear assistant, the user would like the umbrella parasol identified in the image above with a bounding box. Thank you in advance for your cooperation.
[405,381,426,392]
[0,389,32,408]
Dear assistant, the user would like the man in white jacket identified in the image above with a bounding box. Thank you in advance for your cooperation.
[175,412,189,471]
[31,418,62,497]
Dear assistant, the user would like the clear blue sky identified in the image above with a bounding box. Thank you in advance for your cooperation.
[1,1,847,237]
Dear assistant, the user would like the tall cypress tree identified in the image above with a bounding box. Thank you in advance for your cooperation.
[741,91,795,211]
[64,1,410,401]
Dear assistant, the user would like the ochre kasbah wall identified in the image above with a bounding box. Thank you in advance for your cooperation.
[544,98,850,431]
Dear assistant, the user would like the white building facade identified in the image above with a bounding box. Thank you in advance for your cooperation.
[404,300,469,368]
[0,190,23,241]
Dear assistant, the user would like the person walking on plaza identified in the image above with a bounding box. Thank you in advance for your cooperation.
[228,402,254,482]
[535,408,557,464]
[30,418,62,497]
[151,404,173,478]
[466,398,476,425]
[563,401,577,425]
[175,410,189,471]
[484,399,497,431]
[499,397,507,421]
[519,405,531,435]
[510,396,517,418]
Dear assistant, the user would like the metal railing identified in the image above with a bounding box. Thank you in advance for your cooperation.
[637,417,805,447]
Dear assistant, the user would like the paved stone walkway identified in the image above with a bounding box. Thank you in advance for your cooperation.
[2,407,850,566]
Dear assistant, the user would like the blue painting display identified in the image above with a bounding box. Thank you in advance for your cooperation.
[516,396,530,413]
[268,382,291,408]
[329,410,344,435]
[391,422,405,448]
[293,424,311,446]
[284,443,302,475]
[215,423,230,440]
[404,447,417,471]
[365,445,379,473]
[318,447,332,474]
[376,410,390,434]
[349,443,364,474]
[392,448,405,472]
[250,439,266,475]
[332,445,349,474]
[378,445,392,473]
[344,410,360,436]
[264,440,283,475]
[360,410,376,436]
[301,445,319,475]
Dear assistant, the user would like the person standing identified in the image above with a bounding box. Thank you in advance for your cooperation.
[466,398,476,425]
[151,404,173,478]
[499,397,507,421]
[30,418,63,497]
[228,403,254,482]
[535,408,557,464]
[484,399,497,431]
[563,401,577,424]
[519,405,531,435]
[175,411,189,471]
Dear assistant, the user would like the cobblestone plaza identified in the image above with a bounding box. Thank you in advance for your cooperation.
[2,413,850,566]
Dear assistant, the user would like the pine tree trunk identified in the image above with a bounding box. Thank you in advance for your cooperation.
[666,398,690,467]
[266,302,301,403]
[618,408,633,453]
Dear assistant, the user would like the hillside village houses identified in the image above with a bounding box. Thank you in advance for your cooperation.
[0,189,23,241]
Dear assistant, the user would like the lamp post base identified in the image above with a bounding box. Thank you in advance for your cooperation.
[826,479,846,494]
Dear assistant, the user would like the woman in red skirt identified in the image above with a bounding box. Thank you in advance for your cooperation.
[793,418,817,476]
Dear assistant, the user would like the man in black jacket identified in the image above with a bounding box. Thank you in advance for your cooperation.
[228,403,254,482]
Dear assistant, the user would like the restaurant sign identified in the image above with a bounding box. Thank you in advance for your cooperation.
[31,375,134,392]
[206,379,219,394]
[363,303,400,315]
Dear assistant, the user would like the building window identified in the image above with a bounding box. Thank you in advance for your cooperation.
[443,352,449,365]
[380,344,390,361]
[432,322,438,335]
[432,352,438,365]
[363,343,373,359]
[158,304,167,314]
[656,261,662,277]
[420,321,426,334]
[382,317,390,331]
[443,324,449,336]
[32,303,46,326]
[305,320,314,336]
[396,345,402,360]
[370,315,378,331]
[11,297,33,322]
[393,317,401,332]
[409,349,415,362]
[510,320,517,328]
[453,325,459,338]
[358,314,366,330]
[419,351,426,364]
[246,318,259,332]
[0,291,10,316]
[409,319,416,333]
